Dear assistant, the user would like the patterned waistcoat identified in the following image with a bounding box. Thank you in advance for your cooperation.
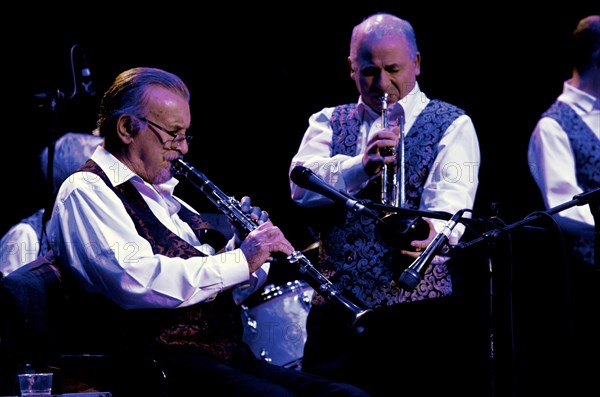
[317,99,465,309]
[542,101,599,267]
[69,160,242,362]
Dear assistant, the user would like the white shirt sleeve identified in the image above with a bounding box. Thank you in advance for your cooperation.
[0,222,40,276]
[528,116,595,231]
[290,107,370,206]
[420,114,480,243]
[46,168,263,310]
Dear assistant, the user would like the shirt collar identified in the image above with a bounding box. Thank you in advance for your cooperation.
[90,145,179,194]
[563,80,599,112]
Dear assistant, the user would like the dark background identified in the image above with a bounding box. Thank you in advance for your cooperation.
[2,4,598,395]
[3,4,597,238]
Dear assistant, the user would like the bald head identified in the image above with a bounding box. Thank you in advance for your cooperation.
[349,13,418,62]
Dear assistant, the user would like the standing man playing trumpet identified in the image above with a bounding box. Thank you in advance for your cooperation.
[44,66,370,396]
[289,13,481,396]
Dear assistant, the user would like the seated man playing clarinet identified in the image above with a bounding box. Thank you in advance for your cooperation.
[45,66,369,397]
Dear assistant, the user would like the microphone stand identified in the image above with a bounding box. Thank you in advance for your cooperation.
[457,187,600,250]
[587,192,600,269]
[454,187,600,397]
[368,202,451,221]
[369,201,481,231]
[42,90,65,203]
[367,201,481,252]
[362,201,452,250]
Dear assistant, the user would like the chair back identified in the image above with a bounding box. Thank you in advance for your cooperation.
[1,251,64,364]
[0,251,120,394]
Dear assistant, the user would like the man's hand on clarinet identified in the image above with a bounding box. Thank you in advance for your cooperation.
[236,196,295,274]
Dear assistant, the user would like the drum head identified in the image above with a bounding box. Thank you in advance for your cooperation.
[241,280,314,368]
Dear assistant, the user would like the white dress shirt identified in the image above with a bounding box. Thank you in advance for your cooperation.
[290,83,480,244]
[46,146,268,310]
[0,209,44,276]
[528,80,599,238]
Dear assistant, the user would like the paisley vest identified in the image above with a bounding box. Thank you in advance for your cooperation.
[68,160,242,362]
[317,99,465,308]
[542,101,599,267]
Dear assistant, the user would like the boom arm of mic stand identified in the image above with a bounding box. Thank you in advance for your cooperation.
[455,187,600,253]
[367,202,452,221]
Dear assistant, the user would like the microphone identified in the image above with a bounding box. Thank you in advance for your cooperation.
[33,90,65,101]
[398,209,465,290]
[78,46,95,96]
[290,166,380,221]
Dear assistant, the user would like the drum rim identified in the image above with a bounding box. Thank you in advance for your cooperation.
[260,279,311,302]
[243,279,312,308]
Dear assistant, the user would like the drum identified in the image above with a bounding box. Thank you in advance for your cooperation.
[241,280,314,369]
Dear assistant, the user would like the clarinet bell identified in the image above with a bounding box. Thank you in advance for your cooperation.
[375,214,430,250]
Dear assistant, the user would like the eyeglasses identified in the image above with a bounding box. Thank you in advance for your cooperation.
[139,117,193,148]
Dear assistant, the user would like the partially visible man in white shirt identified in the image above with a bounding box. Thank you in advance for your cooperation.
[528,15,600,267]
[0,132,103,276]
[527,15,600,396]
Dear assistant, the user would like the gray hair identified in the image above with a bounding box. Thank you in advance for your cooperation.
[40,132,104,194]
[97,67,190,149]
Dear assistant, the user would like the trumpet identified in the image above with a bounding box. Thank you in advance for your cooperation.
[380,92,403,207]
[376,94,429,248]
[173,158,372,328]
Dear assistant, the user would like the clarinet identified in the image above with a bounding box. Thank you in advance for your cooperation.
[173,158,372,327]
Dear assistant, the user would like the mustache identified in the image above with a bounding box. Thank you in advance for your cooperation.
[166,154,183,162]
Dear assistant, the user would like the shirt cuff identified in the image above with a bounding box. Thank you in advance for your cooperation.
[215,248,250,287]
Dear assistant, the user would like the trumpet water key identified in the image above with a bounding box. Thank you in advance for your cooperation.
[173,159,373,328]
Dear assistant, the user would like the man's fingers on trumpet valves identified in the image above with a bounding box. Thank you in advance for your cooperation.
[363,130,400,176]
[381,145,397,157]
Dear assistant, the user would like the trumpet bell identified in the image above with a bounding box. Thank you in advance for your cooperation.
[375,214,429,250]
